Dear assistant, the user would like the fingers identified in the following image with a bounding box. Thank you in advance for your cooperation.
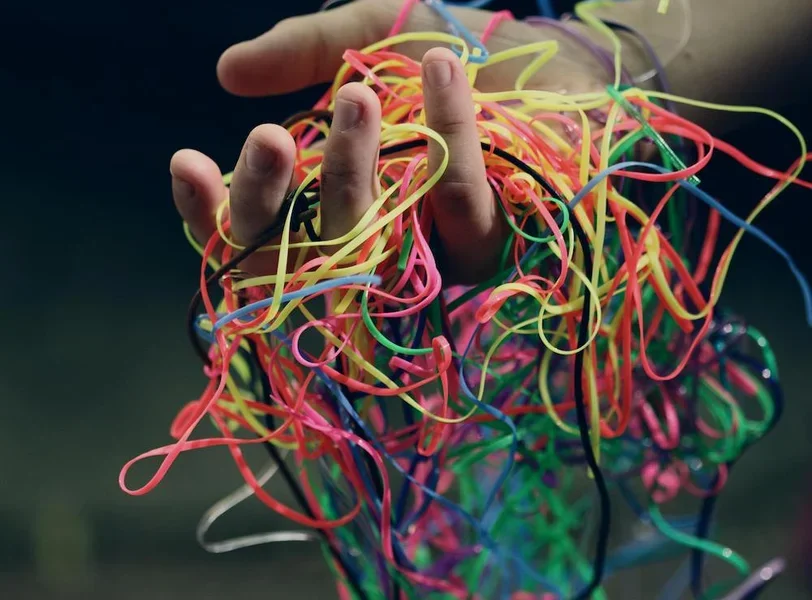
[421,47,506,283]
[170,150,227,245]
[320,83,382,243]
[229,124,297,245]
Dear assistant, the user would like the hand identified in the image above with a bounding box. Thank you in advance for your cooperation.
[170,0,609,284]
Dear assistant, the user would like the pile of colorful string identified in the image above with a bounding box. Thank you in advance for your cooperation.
[120,1,811,598]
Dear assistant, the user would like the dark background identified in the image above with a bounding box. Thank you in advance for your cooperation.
[2,0,811,598]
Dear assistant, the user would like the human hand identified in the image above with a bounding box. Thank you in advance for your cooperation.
[170,0,610,284]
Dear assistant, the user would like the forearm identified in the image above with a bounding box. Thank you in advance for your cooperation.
[587,0,812,130]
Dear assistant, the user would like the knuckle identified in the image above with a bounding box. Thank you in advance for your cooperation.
[434,177,482,217]
[321,158,363,188]
[431,114,471,137]
[228,191,261,217]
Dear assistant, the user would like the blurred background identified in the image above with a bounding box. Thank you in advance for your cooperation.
[2,0,811,598]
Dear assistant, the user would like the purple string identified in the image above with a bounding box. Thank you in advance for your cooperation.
[524,17,632,85]
[598,18,679,115]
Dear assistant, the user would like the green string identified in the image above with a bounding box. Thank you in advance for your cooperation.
[606,84,700,187]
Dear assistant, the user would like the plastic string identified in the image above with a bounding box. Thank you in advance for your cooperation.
[196,457,318,553]
[123,2,810,598]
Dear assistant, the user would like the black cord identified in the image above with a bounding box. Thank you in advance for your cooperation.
[501,149,612,599]
[247,337,370,600]
[320,0,356,11]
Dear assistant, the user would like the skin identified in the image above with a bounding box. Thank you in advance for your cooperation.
[169,0,812,284]
[587,0,812,130]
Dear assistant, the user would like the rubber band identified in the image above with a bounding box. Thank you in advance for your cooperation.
[196,457,319,553]
[424,0,490,63]
[123,2,809,598]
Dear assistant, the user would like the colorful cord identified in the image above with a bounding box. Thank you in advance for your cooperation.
[121,1,810,598]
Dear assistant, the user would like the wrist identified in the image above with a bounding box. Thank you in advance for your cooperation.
[561,1,692,90]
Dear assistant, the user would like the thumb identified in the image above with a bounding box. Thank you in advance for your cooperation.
[216,0,399,97]
[215,0,498,97]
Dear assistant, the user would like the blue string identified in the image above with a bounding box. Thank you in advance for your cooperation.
[209,274,382,333]
[397,453,441,533]
[424,0,490,64]
[536,0,558,18]
[444,0,556,16]
[567,160,812,327]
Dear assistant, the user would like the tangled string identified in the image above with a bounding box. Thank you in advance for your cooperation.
[121,2,811,598]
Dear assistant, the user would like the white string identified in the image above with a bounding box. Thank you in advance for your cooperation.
[196,456,317,554]
[633,0,692,85]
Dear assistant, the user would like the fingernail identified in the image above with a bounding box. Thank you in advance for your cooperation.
[172,176,195,199]
[334,98,362,131]
[425,60,453,89]
[245,142,276,174]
